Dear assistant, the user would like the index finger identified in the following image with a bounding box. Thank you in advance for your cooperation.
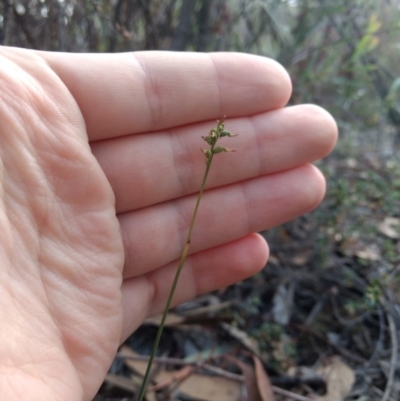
[37,51,292,141]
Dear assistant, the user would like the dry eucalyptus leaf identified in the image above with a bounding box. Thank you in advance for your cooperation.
[144,312,185,327]
[291,250,312,266]
[120,346,148,376]
[378,217,400,239]
[228,356,262,401]
[149,367,242,401]
[272,282,294,325]
[220,322,261,357]
[253,356,275,401]
[121,346,242,401]
[104,373,137,393]
[181,300,232,317]
[268,254,280,265]
[151,365,193,391]
[315,356,355,401]
[161,371,242,401]
[105,372,157,401]
[355,246,380,261]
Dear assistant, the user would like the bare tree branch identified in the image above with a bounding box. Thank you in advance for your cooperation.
[170,0,196,50]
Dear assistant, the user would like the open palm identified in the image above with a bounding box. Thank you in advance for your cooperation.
[0,47,337,400]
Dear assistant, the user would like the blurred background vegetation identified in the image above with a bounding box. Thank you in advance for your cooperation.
[1,0,400,134]
[2,1,399,399]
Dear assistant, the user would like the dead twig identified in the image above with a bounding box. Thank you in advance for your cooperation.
[381,304,398,401]
[367,308,385,367]
[331,292,372,326]
[295,324,367,364]
[116,352,244,382]
[116,352,189,366]
[200,364,244,382]
[118,351,324,399]
[272,386,314,401]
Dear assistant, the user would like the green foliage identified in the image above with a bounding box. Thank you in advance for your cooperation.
[251,322,283,344]
[352,13,381,61]
[364,279,384,308]
[343,280,383,317]
[250,322,297,369]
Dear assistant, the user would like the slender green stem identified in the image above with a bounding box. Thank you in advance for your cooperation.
[137,151,215,401]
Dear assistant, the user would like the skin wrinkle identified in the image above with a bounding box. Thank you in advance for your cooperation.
[120,222,149,270]
[35,208,65,355]
[2,292,64,375]
[5,179,43,263]
[169,128,197,199]
[252,115,287,174]
[144,269,159,319]
[0,155,13,250]
[186,250,209,296]
[2,84,77,266]
[302,104,338,159]
[2,363,81,401]
[239,180,253,236]
[120,222,132,273]
[133,54,163,129]
[207,54,223,118]
[32,129,107,212]
[147,258,198,318]
[32,118,77,170]
[0,85,27,130]
[91,130,172,212]
[3,63,72,148]
[248,116,264,178]
[172,193,195,252]
[0,57,124,390]
[179,260,198,311]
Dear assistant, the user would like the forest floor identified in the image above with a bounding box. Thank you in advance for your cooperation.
[96,121,400,401]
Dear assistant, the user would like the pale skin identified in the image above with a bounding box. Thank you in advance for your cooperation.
[0,46,337,400]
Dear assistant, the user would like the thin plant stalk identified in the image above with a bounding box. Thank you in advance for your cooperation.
[137,118,236,401]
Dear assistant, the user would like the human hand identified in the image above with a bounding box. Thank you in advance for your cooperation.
[0,47,337,400]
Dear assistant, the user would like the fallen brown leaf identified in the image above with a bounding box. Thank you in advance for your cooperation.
[144,312,185,327]
[314,356,355,401]
[378,217,400,239]
[104,373,137,393]
[291,250,312,266]
[253,356,275,401]
[220,322,261,357]
[355,246,380,261]
[120,346,148,376]
[226,355,274,401]
[121,346,242,401]
[227,356,262,401]
[158,370,242,401]
[150,365,193,391]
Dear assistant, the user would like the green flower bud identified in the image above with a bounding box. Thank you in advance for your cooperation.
[201,148,212,159]
[202,129,219,145]
[220,130,238,138]
[212,146,236,154]
[202,135,215,145]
